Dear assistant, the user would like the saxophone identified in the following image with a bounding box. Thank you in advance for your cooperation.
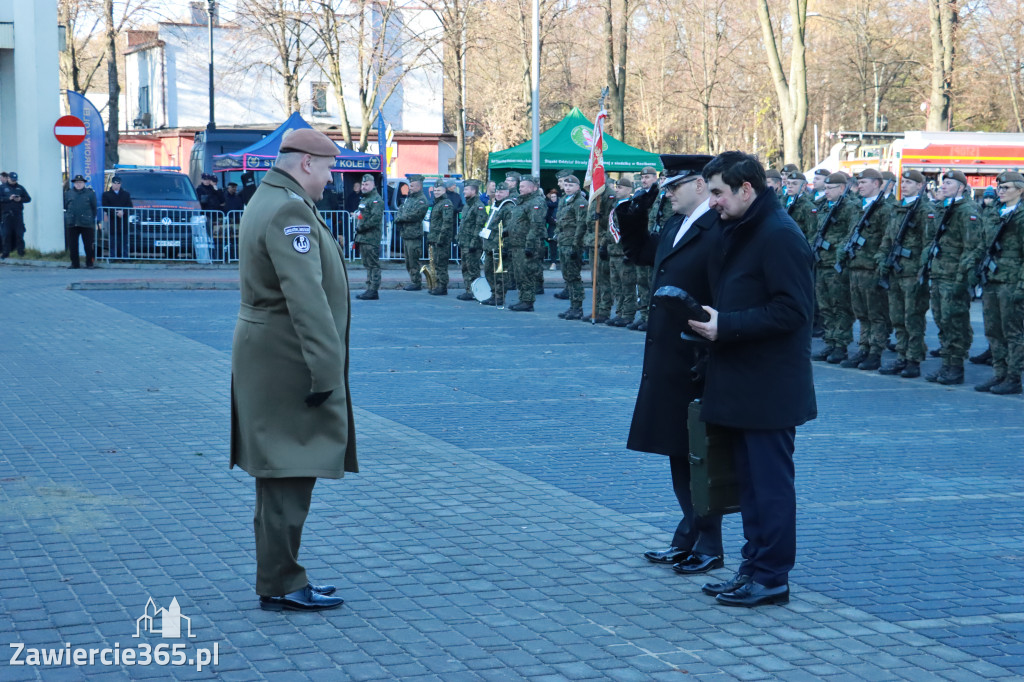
[420,245,437,289]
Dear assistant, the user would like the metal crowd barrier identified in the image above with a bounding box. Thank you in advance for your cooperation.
[98,207,480,265]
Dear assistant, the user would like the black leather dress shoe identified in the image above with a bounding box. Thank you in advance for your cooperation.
[715,580,789,607]
[259,585,344,611]
[308,581,336,596]
[701,572,752,596]
[672,553,724,575]
[643,546,689,564]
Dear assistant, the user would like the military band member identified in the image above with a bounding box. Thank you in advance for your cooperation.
[838,168,895,371]
[922,171,980,385]
[630,166,660,332]
[456,180,487,301]
[353,174,384,300]
[396,175,429,290]
[811,172,858,364]
[967,171,1024,394]
[784,173,818,242]
[555,173,589,319]
[427,179,455,295]
[607,177,638,326]
[877,170,933,378]
[481,182,516,306]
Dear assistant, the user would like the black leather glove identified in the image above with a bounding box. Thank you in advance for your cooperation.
[524,249,534,258]
[599,245,609,261]
[305,390,333,408]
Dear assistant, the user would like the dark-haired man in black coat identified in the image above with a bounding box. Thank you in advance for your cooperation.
[619,154,726,577]
[689,151,817,608]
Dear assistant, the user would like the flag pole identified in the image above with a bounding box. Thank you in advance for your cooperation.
[587,88,609,323]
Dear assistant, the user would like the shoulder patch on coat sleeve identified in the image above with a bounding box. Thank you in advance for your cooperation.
[292,235,311,253]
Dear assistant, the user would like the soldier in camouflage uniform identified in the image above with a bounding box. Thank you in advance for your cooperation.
[812,168,830,209]
[456,180,487,301]
[555,173,589,319]
[506,175,546,311]
[838,168,896,371]
[967,171,1024,394]
[353,173,384,300]
[584,180,616,323]
[920,170,980,385]
[811,172,858,364]
[877,170,933,378]
[426,179,455,295]
[784,172,818,242]
[395,174,429,290]
[765,168,784,200]
[504,171,521,199]
[481,182,516,306]
[607,177,638,327]
[629,166,660,332]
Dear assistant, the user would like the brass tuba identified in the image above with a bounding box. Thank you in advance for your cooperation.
[420,245,437,289]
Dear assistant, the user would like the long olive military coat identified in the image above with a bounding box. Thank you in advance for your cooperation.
[230,167,358,478]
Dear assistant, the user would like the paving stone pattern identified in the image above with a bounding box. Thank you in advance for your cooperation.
[0,266,1022,680]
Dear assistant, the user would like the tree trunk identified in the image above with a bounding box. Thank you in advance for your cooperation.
[455,41,466,174]
[329,61,354,147]
[927,0,955,131]
[104,0,120,165]
[603,0,627,140]
[755,0,807,166]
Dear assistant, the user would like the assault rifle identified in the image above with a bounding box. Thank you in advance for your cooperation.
[811,181,852,263]
[878,195,923,290]
[973,202,1021,297]
[835,179,894,274]
[917,199,959,285]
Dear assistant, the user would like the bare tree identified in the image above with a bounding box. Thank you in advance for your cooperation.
[926,0,956,131]
[304,0,356,146]
[59,0,105,94]
[425,0,473,173]
[756,0,808,165]
[243,0,307,114]
[104,0,120,164]
[604,0,637,140]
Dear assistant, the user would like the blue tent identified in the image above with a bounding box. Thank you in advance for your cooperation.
[211,112,382,173]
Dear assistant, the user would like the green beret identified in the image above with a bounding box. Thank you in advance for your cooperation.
[997,171,1024,184]
[616,177,633,189]
[641,166,658,176]
[944,170,968,185]
[361,173,375,183]
[505,171,521,180]
[555,169,573,179]
[562,174,580,185]
[433,178,446,188]
[520,175,539,185]
[407,174,424,183]
[465,179,481,189]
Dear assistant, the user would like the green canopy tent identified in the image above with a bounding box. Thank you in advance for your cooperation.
[487,107,663,191]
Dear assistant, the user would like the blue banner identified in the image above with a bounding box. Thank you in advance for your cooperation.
[67,91,105,217]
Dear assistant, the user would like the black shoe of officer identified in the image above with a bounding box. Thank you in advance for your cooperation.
[701,573,752,597]
[899,361,921,378]
[509,302,534,312]
[553,289,570,300]
[878,358,907,375]
[355,290,379,300]
[969,348,993,365]
[456,292,475,301]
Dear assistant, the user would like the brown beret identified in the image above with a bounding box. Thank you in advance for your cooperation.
[901,170,925,183]
[361,173,375,183]
[616,177,633,189]
[826,172,849,185]
[562,174,580,185]
[944,170,968,185]
[279,128,339,157]
[997,171,1024,184]
[641,166,658,175]
[857,168,883,181]
[881,170,897,181]
[765,169,783,179]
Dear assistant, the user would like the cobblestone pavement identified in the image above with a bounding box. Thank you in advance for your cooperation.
[1,265,1022,681]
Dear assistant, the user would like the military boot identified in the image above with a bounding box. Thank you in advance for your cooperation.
[563,308,584,321]
[456,291,475,301]
[878,357,907,375]
[557,308,570,319]
[990,375,1023,395]
[635,321,648,331]
[857,354,882,371]
[355,290,379,300]
[481,296,497,306]
[899,361,921,378]
[969,347,993,365]
[403,283,422,291]
[936,363,965,385]
[535,285,545,295]
[826,347,848,364]
[928,347,942,358]
[509,301,534,312]
[607,316,629,327]
[553,289,570,300]
[811,346,834,362]
[839,350,866,368]
[428,286,447,296]
[925,362,946,383]
[974,374,1006,392]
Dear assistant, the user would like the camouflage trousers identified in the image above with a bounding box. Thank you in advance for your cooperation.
[510,247,535,304]
[529,244,545,294]
[848,268,890,356]
[635,264,652,321]
[428,239,450,290]
[592,256,612,317]
[460,247,482,292]
[403,240,422,286]
[981,282,1024,376]
[558,245,585,308]
[887,275,929,362]
[609,256,638,321]
[359,242,381,293]
[815,267,853,348]
[929,278,973,364]
[483,250,506,302]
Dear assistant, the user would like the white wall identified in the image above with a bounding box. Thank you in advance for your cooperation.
[0,3,64,253]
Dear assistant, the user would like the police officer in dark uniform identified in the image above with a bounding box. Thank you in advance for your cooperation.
[101,175,133,258]
[196,173,224,212]
[1,172,32,258]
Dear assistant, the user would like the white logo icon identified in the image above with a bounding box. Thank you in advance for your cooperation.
[134,597,195,639]
[293,235,311,253]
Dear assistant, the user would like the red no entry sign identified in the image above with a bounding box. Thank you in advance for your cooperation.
[54,115,87,147]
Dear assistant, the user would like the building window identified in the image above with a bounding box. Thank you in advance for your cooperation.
[312,83,328,116]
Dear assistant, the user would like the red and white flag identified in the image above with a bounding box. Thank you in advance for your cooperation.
[584,108,607,211]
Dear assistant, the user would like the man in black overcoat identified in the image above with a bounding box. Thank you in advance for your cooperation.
[689,152,817,608]
[618,154,726,576]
